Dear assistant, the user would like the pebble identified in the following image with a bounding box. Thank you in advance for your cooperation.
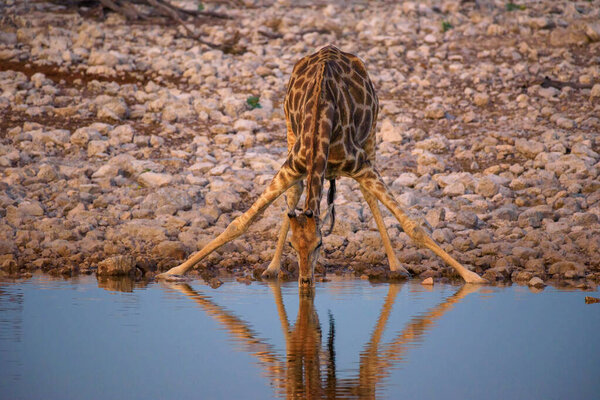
[97,255,136,276]
[528,277,546,288]
[0,0,596,289]
[421,277,434,285]
[138,172,173,188]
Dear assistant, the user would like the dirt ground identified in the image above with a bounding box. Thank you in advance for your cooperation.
[0,0,599,289]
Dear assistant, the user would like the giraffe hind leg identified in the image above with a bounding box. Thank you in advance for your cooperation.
[353,167,487,284]
[263,181,303,278]
[359,186,410,277]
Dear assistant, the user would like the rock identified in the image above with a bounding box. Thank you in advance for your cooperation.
[0,254,18,273]
[424,104,445,119]
[584,22,600,42]
[233,119,258,131]
[518,210,543,228]
[476,177,499,197]
[571,213,599,226]
[585,296,600,304]
[138,172,173,187]
[162,102,195,122]
[222,97,246,117]
[470,230,492,245]
[0,239,15,254]
[515,139,545,159]
[555,117,575,130]
[37,164,58,182]
[209,278,223,289]
[443,182,466,196]
[415,136,448,154]
[89,50,122,67]
[512,247,539,261]
[31,130,70,146]
[109,124,134,146]
[473,92,489,106]
[425,208,445,229]
[71,127,101,147]
[548,261,585,278]
[416,150,445,174]
[92,164,119,179]
[97,96,129,120]
[421,277,434,285]
[97,255,136,276]
[591,84,600,99]
[18,201,44,216]
[550,26,588,47]
[118,220,168,243]
[141,188,193,212]
[456,210,479,228]
[380,118,403,142]
[392,173,418,188]
[398,191,417,207]
[528,277,546,288]
[528,17,553,30]
[87,140,109,157]
[538,86,559,99]
[153,241,187,259]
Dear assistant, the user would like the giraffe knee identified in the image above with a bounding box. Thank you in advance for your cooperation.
[225,217,246,238]
[407,223,427,244]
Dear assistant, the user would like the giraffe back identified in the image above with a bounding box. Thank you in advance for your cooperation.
[284,45,379,179]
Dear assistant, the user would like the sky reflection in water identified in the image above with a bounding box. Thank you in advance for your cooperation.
[0,275,598,400]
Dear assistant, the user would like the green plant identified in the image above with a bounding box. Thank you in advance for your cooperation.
[442,21,452,32]
[506,2,526,11]
[197,2,204,11]
[246,95,262,110]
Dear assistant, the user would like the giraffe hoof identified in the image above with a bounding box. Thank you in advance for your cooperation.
[155,273,190,282]
[261,268,279,279]
[389,263,411,277]
[462,271,488,284]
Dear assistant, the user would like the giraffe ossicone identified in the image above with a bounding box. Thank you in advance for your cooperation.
[157,45,487,286]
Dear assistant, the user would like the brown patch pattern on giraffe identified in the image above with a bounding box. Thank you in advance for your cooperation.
[284,45,378,215]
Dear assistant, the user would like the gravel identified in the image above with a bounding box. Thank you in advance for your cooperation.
[0,0,599,289]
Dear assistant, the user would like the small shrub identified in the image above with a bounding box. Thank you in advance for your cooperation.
[442,21,452,32]
[506,2,526,11]
[246,95,262,110]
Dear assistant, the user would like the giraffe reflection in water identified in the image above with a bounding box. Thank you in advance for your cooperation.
[167,282,480,399]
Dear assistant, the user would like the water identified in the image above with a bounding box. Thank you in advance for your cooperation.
[1,274,598,400]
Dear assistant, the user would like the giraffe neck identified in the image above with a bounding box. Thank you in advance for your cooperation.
[303,62,333,215]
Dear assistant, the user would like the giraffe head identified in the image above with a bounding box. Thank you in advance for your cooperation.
[288,209,322,288]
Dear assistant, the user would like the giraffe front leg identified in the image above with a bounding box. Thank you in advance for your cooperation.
[354,167,487,284]
[157,166,301,280]
[263,182,304,279]
[359,187,410,277]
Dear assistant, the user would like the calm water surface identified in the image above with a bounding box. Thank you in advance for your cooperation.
[0,274,598,400]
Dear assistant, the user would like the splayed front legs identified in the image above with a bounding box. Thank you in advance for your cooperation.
[262,182,304,278]
[157,167,300,279]
[354,167,487,284]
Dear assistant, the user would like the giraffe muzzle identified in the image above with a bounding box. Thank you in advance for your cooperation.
[299,277,313,287]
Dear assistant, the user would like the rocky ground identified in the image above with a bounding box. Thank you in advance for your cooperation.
[0,0,599,289]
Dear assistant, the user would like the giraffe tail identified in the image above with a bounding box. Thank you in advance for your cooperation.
[324,179,336,236]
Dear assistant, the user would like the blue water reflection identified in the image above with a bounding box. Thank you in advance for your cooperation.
[0,275,598,399]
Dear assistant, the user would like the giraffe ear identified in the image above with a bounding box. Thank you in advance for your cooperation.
[304,209,313,218]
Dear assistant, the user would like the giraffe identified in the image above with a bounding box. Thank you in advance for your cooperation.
[157,45,486,286]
